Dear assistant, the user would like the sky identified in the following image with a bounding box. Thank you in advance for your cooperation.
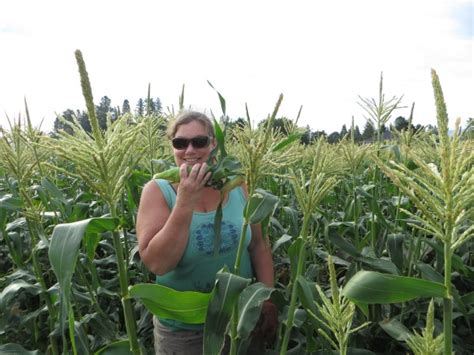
[0,0,472,134]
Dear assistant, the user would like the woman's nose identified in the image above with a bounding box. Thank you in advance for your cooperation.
[185,143,197,153]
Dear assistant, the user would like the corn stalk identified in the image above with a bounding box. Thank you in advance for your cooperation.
[228,95,301,354]
[279,138,341,354]
[0,120,59,355]
[44,50,143,354]
[372,69,474,355]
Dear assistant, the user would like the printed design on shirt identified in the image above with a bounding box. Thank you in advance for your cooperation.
[193,221,239,256]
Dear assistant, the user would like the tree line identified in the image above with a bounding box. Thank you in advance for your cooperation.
[53,96,162,134]
[53,95,465,143]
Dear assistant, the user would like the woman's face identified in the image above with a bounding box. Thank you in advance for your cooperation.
[172,120,216,167]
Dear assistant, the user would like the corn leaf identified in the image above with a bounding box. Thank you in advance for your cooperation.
[48,217,120,345]
[379,318,412,342]
[0,194,23,210]
[271,132,301,152]
[213,117,227,158]
[129,283,211,324]
[342,271,446,304]
[245,188,279,224]
[387,233,405,272]
[95,339,133,355]
[0,343,40,355]
[203,268,251,355]
[207,80,227,117]
[237,282,274,341]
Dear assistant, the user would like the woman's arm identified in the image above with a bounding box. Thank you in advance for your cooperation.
[240,184,274,286]
[136,163,210,275]
[248,223,274,287]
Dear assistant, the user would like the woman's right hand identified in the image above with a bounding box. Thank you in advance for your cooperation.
[176,162,211,207]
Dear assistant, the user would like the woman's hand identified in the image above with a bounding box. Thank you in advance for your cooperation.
[176,162,211,207]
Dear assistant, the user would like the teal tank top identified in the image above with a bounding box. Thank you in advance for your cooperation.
[154,179,254,330]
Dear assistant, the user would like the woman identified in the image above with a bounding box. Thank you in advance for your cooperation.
[136,111,276,354]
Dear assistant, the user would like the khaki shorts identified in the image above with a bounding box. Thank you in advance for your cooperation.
[153,317,204,355]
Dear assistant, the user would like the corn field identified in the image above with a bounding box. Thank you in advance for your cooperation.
[0,51,473,355]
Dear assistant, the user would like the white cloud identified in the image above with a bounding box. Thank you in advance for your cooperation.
[0,0,472,133]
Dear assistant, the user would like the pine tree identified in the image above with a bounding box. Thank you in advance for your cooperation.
[362,120,375,141]
[122,99,131,114]
[136,98,144,116]
[340,124,348,139]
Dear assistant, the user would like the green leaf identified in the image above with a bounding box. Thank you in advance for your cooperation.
[0,194,22,210]
[417,262,468,316]
[288,238,304,281]
[356,256,400,275]
[0,280,41,310]
[296,275,321,329]
[129,283,211,324]
[237,283,274,341]
[41,177,69,206]
[213,199,224,256]
[379,318,412,341]
[48,217,120,344]
[461,292,474,305]
[207,80,226,117]
[246,189,279,224]
[328,229,361,257]
[387,233,404,271]
[95,339,132,355]
[342,271,446,304]
[0,343,40,354]
[271,132,301,152]
[203,268,251,355]
[423,238,470,276]
[272,233,293,253]
[213,117,227,158]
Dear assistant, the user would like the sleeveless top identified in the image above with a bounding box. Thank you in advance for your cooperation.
[154,179,254,330]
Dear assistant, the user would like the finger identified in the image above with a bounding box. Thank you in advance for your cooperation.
[179,163,188,179]
[189,163,200,179]
[202,171,212,185]
[196,163,208,181]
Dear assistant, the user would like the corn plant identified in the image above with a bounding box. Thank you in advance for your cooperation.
[347,69,473,355]
[0,118,59,354]
[279,138,342,354]
[308,255,370,355]
[201,95,302,354]
[406,299,444,355]
[45,50,144,354]
[358,72,404,145]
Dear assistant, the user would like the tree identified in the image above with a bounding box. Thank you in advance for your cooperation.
[136,98,144,117]
[53,109,75,135]
[394,116,409,131]
[312,130,327,141]
[352,125,363,142]
[145,97,155,114]
[301,125,312,145]
[340,124,348,139]
[155,98,162,113]
[96,96,112,129]
[122,99,131,114]
[362,120,375,141]
[258,116,294,136]
[327,131,340,144]
[77,110,91,133]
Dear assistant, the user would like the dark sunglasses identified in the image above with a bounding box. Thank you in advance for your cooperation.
[171,135,211,150]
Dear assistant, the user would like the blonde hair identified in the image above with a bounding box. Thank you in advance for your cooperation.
[167,111,215,139]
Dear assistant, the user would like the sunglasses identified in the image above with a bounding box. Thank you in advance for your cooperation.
[171,135,211,150]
